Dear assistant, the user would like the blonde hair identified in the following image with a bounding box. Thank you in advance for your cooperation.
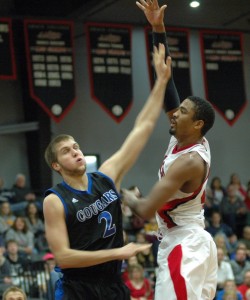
[2,286,27,300]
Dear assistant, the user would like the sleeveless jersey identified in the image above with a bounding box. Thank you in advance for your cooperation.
[45,171,124,279]
[157,136,211,231]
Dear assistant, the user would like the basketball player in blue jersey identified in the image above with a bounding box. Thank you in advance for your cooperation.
[43,44,172,300]
[122,1,217,300]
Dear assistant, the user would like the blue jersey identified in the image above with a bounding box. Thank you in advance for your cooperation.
[45,171,124,280]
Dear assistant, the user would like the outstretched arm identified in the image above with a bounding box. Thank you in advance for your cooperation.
[137,0,180,120]
[99,44,171,190]
[43,193,152,268]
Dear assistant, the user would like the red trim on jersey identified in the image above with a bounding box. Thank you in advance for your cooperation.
[172,143,197,154]
[157,180,206,228]
[168,244,188,300]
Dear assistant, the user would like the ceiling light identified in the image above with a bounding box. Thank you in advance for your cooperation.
[190,1,200,8]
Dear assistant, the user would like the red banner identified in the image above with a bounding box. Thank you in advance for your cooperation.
[24,20,76,123]
[200,30,247,126]
[145,26,192,101]
[0,18,17,80]
[86,22,133,123]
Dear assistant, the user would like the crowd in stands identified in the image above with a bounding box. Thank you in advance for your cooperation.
[0,172,250,299]
[0,173,56,299]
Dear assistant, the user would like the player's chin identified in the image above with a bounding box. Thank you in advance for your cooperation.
[169,127,175,135]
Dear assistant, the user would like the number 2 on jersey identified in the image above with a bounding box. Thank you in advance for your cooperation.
[98,211,116,238]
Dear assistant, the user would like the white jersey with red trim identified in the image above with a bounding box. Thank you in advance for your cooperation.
[156,136,210,230]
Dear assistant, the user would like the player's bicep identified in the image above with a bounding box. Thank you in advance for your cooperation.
[43,194,70,257]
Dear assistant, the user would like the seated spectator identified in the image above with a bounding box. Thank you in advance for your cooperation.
[4,239,30,286]
[42,253,60,300]
[24,202,48,253]
[122,255,139,282]
[2,286,27,300]
[206,210,234,238]
[10,173,38,216]
[5,217,34,257]
[217,247,235,291]
[216,279,243,300]
[125,263,154,300]
[210,176,227,207]
[228,173,247,201]
[230,242,250,261]
[230,247,250,286]
[214,233,231,260]
[239,226,250,253]
[0,245,12,286]
[220,184,247,238]
[245,288,250,300]
[0,202,15,236]
[135,231,156,268]
[238,270,250,300]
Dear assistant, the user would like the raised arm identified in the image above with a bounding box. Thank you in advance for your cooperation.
[99,44,171,190]
[136,0,180,120]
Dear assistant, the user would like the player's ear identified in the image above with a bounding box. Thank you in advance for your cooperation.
[194,119,204,130]
[52,162,60,171]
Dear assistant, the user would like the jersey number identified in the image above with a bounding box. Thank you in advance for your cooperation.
[98,211,116,238]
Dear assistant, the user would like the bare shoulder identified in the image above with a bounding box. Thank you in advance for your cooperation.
[169,151,205,177]
[43,193,64,218]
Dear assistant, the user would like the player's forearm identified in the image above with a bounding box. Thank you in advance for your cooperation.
[135,78,168,127]
[55,247,124,269]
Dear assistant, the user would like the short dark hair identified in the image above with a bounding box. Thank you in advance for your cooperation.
[187,96,215,136]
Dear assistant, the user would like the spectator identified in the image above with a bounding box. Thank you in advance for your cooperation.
[125,263,154,300]
[2,286,27,300]
[210,176,227,207]
[10,174,38,216]
[245,288,250,300]
[238,270,250,300]
[24,202,48,253]
[5,217,34,257]
[228,173,247,202]
[239,226,250,253]
[206,211,234,239]
[135,231,156,268]
[214,233,231,260]
[0,245,12,285]
[216,279,243,300]
[217,247,235,291]
[0,202,15,236]
[4,239,29,286]
[220,184,247,238]
[230,248,250,285]
[40,253,60,300]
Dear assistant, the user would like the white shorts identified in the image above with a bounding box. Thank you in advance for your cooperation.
[154,225,217,300]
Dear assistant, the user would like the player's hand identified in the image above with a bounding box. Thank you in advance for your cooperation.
[118,242,152,260]
[153,43,172,84]
[136,0,167,27]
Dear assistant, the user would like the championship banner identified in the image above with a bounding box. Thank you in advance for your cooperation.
[200,30,246,126]
[86,23,133,123]
[0,18,16,80]
[145,26,192,101]
[24,20,76,123]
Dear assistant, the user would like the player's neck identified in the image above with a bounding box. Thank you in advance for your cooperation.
[63,174,88,191]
